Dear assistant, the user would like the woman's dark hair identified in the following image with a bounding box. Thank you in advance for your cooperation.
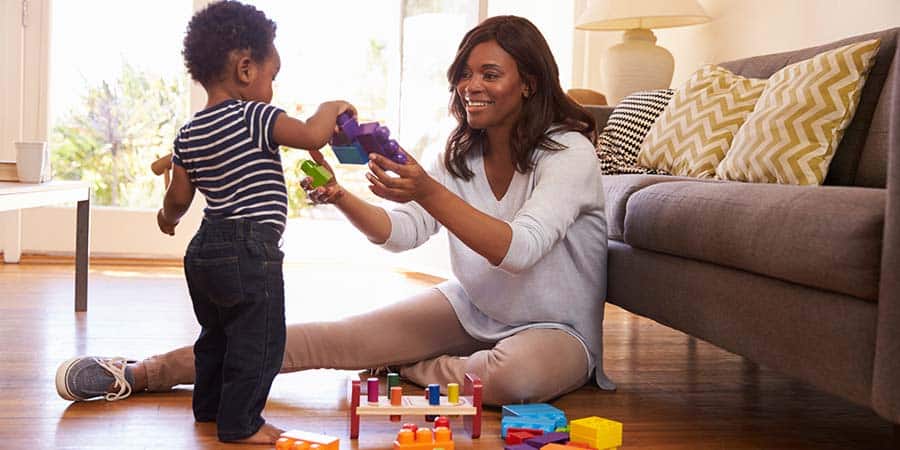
[444,15,597,180]
[182,1,277,86]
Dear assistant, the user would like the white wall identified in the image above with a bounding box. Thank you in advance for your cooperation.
[573,0,900,101]
[1,0,51,262]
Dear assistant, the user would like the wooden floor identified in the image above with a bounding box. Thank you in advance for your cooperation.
[1,259,897,449]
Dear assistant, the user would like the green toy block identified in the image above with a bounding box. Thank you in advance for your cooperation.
[300,160,332,188]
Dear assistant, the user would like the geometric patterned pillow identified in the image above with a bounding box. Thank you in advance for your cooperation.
[637,65,767,178]
[595,89,674,175]
[716,39,881,185]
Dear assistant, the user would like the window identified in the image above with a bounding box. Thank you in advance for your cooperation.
[23,0,574,264]
[399,0,479,167]
[49,0,192,208]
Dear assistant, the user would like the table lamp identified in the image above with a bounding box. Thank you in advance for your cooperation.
[576,0,710,104]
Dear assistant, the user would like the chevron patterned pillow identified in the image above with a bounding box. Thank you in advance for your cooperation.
[596,89,675,175]
[636,65,767,178]
[716,38,881,185]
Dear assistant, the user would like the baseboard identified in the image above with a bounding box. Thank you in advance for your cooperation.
[0,251,447,283]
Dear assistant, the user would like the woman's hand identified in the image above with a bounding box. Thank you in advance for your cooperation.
[366,149,440,203]
[301,149,345,204]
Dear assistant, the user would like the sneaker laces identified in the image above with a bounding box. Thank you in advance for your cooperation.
[94,357,132,401]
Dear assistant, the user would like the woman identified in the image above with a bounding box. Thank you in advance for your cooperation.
[56,15,614,407]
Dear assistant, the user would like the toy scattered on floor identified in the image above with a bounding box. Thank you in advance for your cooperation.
[299,160,332,188]
[275,429,339,450]
[501,403,568,437]
[330,111,408,165]
[349,373,482,439]
[541,443,598,450]
[393,420,455,450]
[525,431,570,447]
[569,416,622,450]
[505,427,543,444]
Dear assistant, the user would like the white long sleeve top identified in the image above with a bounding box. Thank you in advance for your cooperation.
[381,130,613,388]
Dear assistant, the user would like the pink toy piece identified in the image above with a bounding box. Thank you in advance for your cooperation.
[367,377,379,404]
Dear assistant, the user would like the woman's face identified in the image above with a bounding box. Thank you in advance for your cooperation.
[455,40,529,132]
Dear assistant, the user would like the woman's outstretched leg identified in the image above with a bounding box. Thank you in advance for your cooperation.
[280,288,489,371]
[58,288,486,400]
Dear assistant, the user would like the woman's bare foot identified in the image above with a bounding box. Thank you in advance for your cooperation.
[231,423,284,445]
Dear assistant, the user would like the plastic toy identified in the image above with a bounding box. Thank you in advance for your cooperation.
[349,373,482,439]
[500,416,558,438]
[569,416,622,450]
[275,430,339,450]
[330,111,408,165]
[393,422,454,450]
[503,444,535,450]
[505,428,543,444]
[541,444,598,450]
[524,431,569,447]
[299,160,332,188]
[500,403,568,437]
[388,372,403,422]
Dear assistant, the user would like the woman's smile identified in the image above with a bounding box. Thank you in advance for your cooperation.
[465,96,496,113]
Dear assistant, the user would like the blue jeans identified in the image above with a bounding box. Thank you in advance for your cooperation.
[183,218,285,441]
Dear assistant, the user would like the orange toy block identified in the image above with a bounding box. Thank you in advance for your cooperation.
[393,426,454,450]
[540,444,596,450]
[276,430,339,450]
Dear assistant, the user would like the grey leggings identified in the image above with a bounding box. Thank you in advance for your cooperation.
[143,288,589,405]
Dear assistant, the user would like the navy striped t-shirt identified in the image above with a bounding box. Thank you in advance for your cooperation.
[172,99,287,234]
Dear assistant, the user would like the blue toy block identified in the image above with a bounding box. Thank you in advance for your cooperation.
[500,416,557,438]
[502,403,567,429]
[330,142,370,164]
[330,111,407,165]
[525,431,570,447]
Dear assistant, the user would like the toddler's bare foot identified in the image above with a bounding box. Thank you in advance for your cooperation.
[230,423,284,445]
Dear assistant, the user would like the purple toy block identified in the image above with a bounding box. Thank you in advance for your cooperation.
[504,445,535,450]
[525,431,570,447]
[331,111,407,165]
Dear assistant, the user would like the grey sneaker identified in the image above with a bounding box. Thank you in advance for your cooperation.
[56,356,135,401]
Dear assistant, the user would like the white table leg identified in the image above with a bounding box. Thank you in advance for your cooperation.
[1,210,22,263]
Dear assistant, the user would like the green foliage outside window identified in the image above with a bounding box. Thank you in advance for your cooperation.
[50,63,315,214]
[51,64,188,208]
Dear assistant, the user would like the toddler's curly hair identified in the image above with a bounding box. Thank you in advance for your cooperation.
[182,1,277,86]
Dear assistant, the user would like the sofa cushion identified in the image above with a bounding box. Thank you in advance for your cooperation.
[720,27,898,188]
[638,65,767,178]
[602,174,707,241]
[717,39,881,185]
[623,181,884,301]
[596,89,674,175]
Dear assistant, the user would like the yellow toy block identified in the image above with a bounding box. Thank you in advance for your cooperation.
[569,416,622,450]
[276,430,339,450]
[393,426,454,450]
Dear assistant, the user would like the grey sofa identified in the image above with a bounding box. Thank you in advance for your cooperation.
[588,27,900,428]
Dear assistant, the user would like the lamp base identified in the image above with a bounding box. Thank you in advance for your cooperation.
[601,28,674,104]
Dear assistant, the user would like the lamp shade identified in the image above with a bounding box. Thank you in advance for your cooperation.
[576,0,710,31]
